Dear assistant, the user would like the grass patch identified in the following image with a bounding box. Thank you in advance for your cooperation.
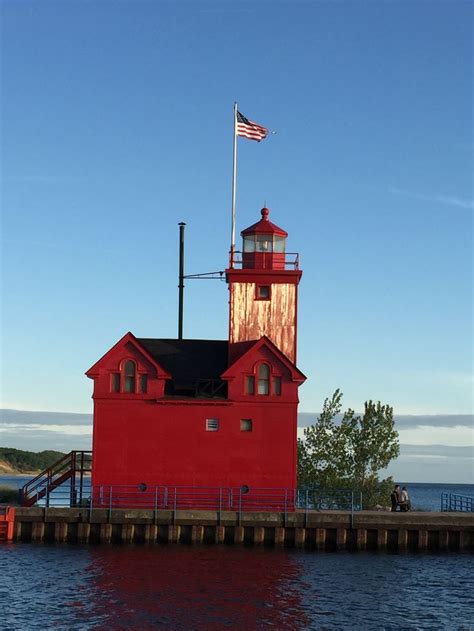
[0,486,20,504]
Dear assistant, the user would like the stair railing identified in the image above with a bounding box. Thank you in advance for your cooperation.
[20,451,92,506]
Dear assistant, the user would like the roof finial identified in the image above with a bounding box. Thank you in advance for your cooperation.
[261,206,269,220]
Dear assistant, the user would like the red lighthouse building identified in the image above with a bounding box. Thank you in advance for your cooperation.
[86,208,305,504]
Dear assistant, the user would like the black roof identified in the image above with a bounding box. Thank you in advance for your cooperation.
[137,338,228,385]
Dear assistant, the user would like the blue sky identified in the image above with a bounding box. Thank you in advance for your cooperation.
[1,1,472,480]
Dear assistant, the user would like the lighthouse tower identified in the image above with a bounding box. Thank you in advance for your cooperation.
[227,207,302,365]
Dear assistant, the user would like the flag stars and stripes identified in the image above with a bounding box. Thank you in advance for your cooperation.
[236,111,269,141]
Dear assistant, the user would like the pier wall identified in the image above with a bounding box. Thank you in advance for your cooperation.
[9,508,474,551]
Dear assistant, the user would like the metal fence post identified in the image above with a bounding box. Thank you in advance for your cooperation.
[89,487,93,522]
[173,487,177,525]
[218,487,222,526]
[238,488,242,526]
[108,486,113,523]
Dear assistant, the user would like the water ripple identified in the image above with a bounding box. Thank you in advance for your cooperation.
[0,544,472,630]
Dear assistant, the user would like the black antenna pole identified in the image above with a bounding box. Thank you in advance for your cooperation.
[178,222,186,340]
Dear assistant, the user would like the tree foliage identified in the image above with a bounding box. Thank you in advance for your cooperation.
[0,448,65,473]
[298,390,400,508]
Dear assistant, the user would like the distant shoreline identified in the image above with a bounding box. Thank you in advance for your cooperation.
[0,472,40,477]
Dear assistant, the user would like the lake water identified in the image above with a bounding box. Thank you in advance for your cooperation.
[1,478,473,628]
[2,477,473,511]
[1,544,473,630]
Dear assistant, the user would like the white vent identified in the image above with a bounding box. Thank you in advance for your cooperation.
[206,418,219,431]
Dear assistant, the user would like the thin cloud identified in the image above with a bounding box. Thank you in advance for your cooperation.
[298,412,473,430]
[400,444,473,459]
[0,409,92,426]
[0,423,92,436]
[389,187,474,210]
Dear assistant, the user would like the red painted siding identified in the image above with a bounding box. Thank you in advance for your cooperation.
[91,399,297,490]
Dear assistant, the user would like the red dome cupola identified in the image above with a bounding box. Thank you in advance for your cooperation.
[241,207,288,270]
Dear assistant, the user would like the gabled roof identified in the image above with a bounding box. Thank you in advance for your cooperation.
[137,338,228,385]
[222,335,306,382]
[85,331,171,378]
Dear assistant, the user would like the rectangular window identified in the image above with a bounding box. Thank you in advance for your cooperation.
[206,419,219,431]
[140,374,148,393]
[273,376,282,396]
[258,379,270,395]
[111,373,120,393]
[256,285,270,300]
[246,376,255,395]
[124,376,135,393]
[240,419,253,432]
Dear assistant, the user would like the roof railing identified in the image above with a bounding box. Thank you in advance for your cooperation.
[230,251,299,270]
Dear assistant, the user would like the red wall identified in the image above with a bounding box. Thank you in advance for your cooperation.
[92,398,297,491]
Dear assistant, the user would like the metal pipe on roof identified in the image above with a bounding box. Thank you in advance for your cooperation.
[178,222,186,340]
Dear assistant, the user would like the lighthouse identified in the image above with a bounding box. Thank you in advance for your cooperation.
[227,206,301,365]
[86,207,306,499]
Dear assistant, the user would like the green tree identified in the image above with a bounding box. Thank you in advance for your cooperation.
[298,390,400,508]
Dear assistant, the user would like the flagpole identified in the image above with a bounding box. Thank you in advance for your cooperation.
[230,101,238,268]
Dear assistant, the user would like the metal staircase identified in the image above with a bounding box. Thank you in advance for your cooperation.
[20,451,92,507]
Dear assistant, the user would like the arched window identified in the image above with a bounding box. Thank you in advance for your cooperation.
[257,363,270,395]
[124,360,136,393]
[244,363,282,397]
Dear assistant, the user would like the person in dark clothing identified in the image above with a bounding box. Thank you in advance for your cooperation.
[390,484,401,512]
[399,486,410,511]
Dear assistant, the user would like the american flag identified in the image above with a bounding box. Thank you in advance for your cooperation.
[236,111,269,142]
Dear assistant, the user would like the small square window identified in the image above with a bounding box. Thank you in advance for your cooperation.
[240,419,253,432]
[111,373,120,393]
[246,376,255,395]
[257,285,271,300]
[206,418,219,431]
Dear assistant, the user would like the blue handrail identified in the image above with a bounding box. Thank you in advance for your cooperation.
[441,492,474,512]
[24,481,362,514]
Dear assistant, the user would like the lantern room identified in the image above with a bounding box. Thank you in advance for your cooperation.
[241,207,288,270]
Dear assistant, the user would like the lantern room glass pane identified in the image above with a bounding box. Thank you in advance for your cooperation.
[243,236,255,252]
[274,236,286,253]
[256,234,273,252]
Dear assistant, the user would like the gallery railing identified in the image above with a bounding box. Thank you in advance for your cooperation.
[441,492,474,512]
[26,483,363,522]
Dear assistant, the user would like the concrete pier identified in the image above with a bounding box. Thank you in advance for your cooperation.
[7,507,474,551]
